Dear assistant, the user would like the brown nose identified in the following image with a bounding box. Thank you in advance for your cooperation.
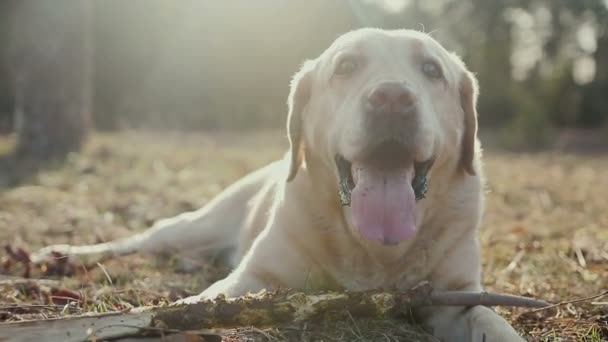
[366,82,416,115]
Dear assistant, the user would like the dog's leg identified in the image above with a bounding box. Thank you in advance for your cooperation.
[176,204,314,304]
[416,236,524,341]
[31,161,279,265]
[421,305,524,342]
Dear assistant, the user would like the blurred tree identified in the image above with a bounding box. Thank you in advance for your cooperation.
[91,0,356,130]
[579,2,608,127]
[0,66,12,135]
[0,3,14,135]
[5,0,93,160]
[0,0,605,149]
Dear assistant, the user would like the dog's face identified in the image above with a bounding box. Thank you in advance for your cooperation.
[286,28,478,246]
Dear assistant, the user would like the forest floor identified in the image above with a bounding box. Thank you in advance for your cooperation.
[0,131,607,341]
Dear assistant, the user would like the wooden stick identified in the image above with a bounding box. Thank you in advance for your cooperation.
[0,275,61,287]
[0,285,550,342]
[526,289,608,313]
[151,286,549,330]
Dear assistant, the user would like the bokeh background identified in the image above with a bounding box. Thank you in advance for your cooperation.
[1,2,607,339]
[0,0,607,160]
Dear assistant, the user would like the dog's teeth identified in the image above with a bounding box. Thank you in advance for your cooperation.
[335,154,353,206]
[412,157,435,201]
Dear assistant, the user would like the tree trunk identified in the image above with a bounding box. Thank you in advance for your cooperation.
[7,0,93,160]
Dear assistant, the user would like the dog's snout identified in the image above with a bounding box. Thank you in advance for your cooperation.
[366,82,416,115]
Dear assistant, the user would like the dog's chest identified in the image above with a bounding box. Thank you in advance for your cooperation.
[328,244,433,291]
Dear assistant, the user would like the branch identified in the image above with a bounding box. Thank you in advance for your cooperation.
[151,285,549,332]
[0,284,549,342]
[525,289,608,313]
[0,275,61,287]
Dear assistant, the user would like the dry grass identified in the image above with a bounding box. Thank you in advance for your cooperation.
[0,131,606,341]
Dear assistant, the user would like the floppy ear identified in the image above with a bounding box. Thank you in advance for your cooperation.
[286,60,315,182]
[459,70,479,176]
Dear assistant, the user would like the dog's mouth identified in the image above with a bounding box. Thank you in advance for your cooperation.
[335,140,434,245]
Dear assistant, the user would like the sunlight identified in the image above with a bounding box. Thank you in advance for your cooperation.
[506,8,543,81]
[367,0,410,13]
[573,55,596,85]
[577,22,597,53]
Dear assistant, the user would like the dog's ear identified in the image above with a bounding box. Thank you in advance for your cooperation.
[459,69,479,176]
[286,60,315,182]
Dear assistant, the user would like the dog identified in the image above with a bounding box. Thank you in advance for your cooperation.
[33,28,524,341]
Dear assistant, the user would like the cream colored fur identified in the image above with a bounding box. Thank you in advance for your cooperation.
[34,29,523,341]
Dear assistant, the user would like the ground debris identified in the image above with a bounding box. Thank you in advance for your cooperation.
[0,284,548,342]
[1,132,607,340]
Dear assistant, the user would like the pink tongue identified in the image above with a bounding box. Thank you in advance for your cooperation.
[351,164,417,245]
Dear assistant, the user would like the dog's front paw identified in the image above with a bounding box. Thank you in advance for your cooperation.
[30,244,75,264]
[467,306,524,342]
[172,277,239,306]
[424,305,524,342]
[172,272,269,306]
[173,287,225,306]
[173,293,210,305]
[30,243,111,266]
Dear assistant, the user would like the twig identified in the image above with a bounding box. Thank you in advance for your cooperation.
[0,275,60,287]
[249,327,278,341]
[93,323,182,335]
[527,289,608,313]
[501,249,525,274]
[0,304,66,311]
[426,291,548,308]
[0,286,550,342]
[96,262,113,285]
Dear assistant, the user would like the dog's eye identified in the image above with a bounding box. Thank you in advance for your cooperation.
[421,60,443,79]
[334,57,359,76]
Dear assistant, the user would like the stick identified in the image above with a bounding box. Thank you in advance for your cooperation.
[0,304,77,312]
[526,289,608,313]
[0,286,549,342]
[0,275,61,287]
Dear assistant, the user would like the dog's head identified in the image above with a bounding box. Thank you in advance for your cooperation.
[286,28,479,246]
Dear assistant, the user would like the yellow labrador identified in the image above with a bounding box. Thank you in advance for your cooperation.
[34,29,523,341]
